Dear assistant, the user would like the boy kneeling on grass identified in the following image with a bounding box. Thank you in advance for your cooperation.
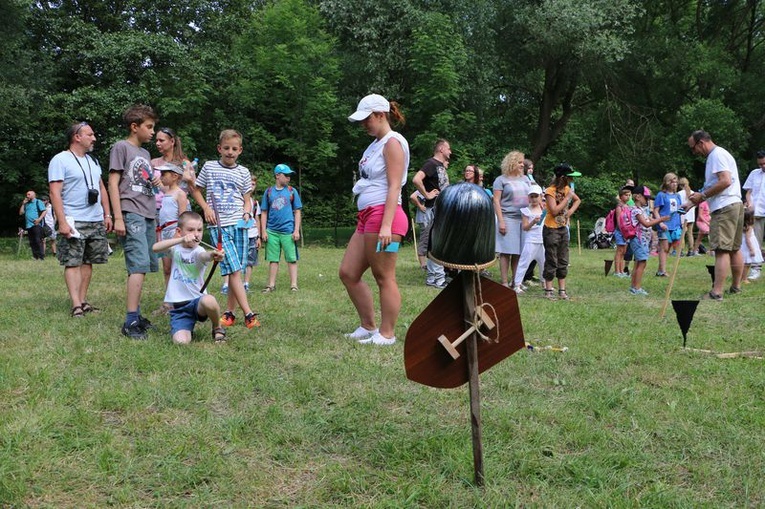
[153,211,226,344]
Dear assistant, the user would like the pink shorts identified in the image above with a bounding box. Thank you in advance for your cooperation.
[356,204,409,236]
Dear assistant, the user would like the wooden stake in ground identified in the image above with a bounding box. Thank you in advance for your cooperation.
[660,248,684,318]
[462,271,484,486]
[411,218,419,265]
[577,219,582,255]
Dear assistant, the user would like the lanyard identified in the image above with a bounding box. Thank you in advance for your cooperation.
[69,150,95,190]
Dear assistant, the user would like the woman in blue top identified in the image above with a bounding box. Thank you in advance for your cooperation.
[653,172,682,276]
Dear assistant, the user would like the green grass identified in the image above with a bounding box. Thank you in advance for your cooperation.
[1,242,763,507]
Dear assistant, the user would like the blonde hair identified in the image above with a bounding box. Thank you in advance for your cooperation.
[661,172,677,192]
[501,151,524,177]
[218,129,242,144]
[677,177,691,194]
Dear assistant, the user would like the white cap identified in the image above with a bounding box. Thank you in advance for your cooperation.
[528,184,543,195]
[348,94,390,122]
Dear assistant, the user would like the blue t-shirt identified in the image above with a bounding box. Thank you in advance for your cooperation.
[24,199,45,228]
[261,186,302,234]
[653,191,682,230]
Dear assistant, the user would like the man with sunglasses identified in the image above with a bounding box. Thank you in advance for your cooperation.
[48,121,113,317]
[684,130,744,300]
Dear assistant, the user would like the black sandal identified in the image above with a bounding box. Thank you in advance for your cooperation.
[544,289,557,300]
[213,327,227,343]
[81,302,100,314]
[71,306,84,318]
[558,289,570,300]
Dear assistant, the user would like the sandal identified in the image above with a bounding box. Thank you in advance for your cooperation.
[81,302,100,314]
[212,327,227,343]
[544,289,557,301]
[558,289,570,300]
[261,286,275,293]
[290,286,299,292]
[71,305,84,318]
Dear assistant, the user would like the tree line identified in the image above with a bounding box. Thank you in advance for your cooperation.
[2,0,765,233]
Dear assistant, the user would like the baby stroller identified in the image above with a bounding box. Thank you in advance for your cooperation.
[587,217,613,249]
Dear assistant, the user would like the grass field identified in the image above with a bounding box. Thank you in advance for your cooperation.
[1,240,763,507]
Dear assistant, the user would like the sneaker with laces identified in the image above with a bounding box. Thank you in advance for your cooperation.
[512,285,525,294]
[243,283,250,292]
[655,271,668,277]
[245,312,261,329]
[221,284,228,295]
[344,326,378,339]
[220,311,236,327]
[629,287,648,296]
[426,280,448,289]
[748,267,761,280]
[121,320,147,340]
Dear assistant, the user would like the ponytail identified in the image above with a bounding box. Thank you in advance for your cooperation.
[388,101,406,127]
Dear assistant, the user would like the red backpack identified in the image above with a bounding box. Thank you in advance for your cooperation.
[617,205,638,240]
[604,208,617,233]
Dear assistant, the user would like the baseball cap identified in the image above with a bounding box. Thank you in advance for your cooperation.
[348,94,390,122]
[630,185,652,199]
[528,184,543,195]
[553,163,582,178]
[156,163,183,175]
[274,164,294,175]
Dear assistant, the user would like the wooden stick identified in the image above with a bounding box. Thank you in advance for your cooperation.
[576,219,582,255]
[461,271,484,486]
[437,308,496,360]
[411,218,419,265]
[660,248,683,319]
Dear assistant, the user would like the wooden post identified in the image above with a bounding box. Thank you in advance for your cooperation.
[576,219,582,255]
[461,270,484,486]
[412,218,419,265]
[660,249,683,319]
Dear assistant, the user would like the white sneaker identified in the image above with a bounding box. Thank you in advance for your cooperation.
[748,268,761,280]
[367,332,396,346]
[344,326,378,340]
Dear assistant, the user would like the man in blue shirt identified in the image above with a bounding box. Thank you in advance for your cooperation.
[18,190,47,260]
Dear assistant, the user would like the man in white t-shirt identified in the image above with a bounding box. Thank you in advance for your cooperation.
[684,130,744,300]
[743,150,765,278]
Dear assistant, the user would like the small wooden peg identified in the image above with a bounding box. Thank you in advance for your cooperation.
[437,307,496,360]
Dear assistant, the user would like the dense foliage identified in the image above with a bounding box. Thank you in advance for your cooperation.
[3,0,765,232]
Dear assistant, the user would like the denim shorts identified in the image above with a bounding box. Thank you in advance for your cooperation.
[169,297,208,336]
[613,229,627,246]
[247,236,259,267]
[120,212,158,275]
[628,237,649,262]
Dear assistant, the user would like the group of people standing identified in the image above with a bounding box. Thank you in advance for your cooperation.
[25,95,760,348]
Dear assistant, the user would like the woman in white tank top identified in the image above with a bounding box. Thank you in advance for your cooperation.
[340,94,410,346]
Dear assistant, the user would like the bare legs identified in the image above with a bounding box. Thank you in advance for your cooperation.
[712,248,744,296]
[499,253,520,286]
[339,232,401,339]
[64,264,93,308]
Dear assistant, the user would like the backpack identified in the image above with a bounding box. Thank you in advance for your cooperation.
[617,205,638,240]
[604,208,617,233]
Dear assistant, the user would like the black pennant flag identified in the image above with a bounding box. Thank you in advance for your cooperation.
[604,259,613,277]
[672,300,700,348]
